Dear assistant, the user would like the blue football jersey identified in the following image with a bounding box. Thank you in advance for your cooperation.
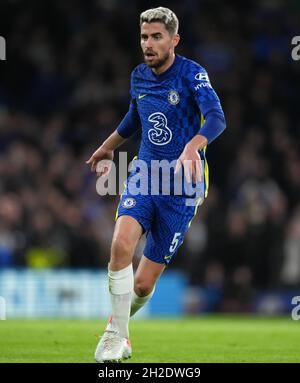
[130,54,223,163]
[117,54,225,198]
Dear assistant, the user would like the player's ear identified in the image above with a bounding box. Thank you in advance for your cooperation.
[173,34,180,48]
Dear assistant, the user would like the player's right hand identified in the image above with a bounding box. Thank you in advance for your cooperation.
[86,146,114,177]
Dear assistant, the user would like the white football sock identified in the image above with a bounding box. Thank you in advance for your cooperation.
[108,263,133,338]
[130,286,156,317]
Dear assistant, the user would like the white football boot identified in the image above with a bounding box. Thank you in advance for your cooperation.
[94,316,132,363]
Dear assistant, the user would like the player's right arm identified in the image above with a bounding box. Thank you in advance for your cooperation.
[86,130,125,175]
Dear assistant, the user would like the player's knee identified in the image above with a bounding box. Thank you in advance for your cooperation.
[111,234,134,259]
[134,278,154,297]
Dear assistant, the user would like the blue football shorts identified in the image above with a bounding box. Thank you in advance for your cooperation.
[115,184,205,265]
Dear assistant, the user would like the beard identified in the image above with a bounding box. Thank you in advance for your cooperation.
[144,51,170,69]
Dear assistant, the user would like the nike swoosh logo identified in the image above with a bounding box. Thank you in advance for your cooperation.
[164,255,172,260]
[138,94,147,100]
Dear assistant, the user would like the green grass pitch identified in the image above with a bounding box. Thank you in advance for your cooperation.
[0,316,299,363]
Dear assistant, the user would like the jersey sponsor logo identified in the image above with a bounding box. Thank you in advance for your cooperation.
[195,72,210,81]
[167,90,180,105]
[148,112,172,145]
[194,82,212,91]
[122,197,136,208]
[138,94,147,100]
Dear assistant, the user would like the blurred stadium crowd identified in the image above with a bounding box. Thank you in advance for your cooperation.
[0,0,300,311]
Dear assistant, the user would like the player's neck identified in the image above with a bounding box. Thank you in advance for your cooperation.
[152,53,176,76]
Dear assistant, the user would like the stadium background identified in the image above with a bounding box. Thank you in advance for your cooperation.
[0,0,299,320]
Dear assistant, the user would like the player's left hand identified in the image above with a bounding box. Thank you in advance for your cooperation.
[175,135,207,183]
[175,144,203,183]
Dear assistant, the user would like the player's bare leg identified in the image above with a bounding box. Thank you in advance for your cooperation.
[109,216,142,271]
[130,255,165,316]
[95,215,142,363]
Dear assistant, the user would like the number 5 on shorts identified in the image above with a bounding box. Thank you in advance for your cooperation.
[169,232,181,253]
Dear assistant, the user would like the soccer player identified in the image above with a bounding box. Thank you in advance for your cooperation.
[86,7,226,362]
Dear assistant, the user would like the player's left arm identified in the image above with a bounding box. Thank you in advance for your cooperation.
[175,65,226,182]
[189,66,226,146]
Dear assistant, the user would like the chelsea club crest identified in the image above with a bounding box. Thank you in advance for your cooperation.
[168,90,180,105]
[122,198,136,209]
